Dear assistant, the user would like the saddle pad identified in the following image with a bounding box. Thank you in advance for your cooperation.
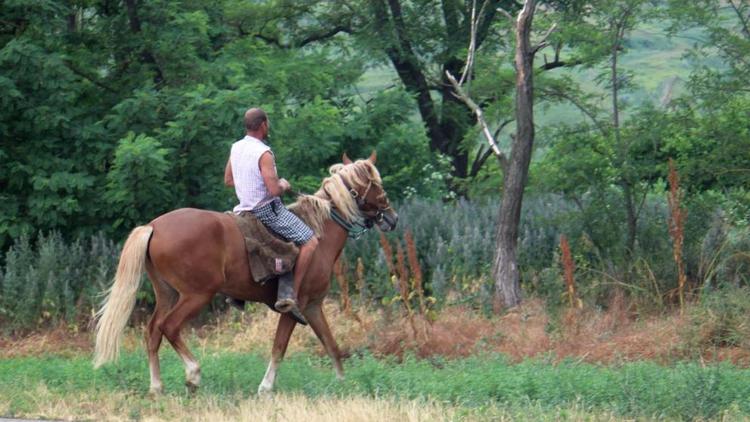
[229,211,299,283]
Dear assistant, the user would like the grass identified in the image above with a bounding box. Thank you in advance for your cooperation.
[2,348,750,420]
[3,295,750,420]
[0,300,750,421]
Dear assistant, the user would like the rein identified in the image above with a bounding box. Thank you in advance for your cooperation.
[330,209,371,240]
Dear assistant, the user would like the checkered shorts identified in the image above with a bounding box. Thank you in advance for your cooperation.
[251,198,314,245]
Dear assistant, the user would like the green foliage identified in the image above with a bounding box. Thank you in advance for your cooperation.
[663,97,750,194]
[105,133,172,229]
[665,0,750,103]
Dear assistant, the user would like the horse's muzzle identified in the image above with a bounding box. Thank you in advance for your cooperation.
[378,210,398,231]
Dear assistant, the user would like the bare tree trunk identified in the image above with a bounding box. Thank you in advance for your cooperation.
[492,0,537,309]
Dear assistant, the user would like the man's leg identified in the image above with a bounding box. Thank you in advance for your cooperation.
[258,199,318,312]
[292,236,319,302]
[275,236,318,311]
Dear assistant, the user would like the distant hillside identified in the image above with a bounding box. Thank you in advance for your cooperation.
[356,18,712,131]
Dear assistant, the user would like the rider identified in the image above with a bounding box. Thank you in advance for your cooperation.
[224,108,319,318]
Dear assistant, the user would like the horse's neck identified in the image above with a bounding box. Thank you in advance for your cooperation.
[318,219,348,263]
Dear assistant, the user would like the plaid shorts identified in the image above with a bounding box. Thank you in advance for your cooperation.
[251,198,314,245]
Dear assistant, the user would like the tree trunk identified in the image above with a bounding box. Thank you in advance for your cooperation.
[611,17,636,263]
[492,0,536,309]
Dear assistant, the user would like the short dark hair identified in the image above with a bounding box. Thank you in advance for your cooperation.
[244,108,268,131]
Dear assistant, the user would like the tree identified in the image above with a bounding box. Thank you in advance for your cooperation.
[490,0,541,307]
[244,0,514,188]
[448,0,558,308]
[1,0,438,247]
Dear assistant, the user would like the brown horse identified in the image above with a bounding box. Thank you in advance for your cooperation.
[93,153,397,395]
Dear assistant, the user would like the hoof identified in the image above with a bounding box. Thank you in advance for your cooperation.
[149,386,163,397]
[257,384,273,397]
[186,381,199,395]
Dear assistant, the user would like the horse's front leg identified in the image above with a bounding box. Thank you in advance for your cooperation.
[304,301,344,380]
[258,312,297,395]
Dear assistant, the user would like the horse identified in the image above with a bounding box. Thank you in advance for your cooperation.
[93,152,397,395]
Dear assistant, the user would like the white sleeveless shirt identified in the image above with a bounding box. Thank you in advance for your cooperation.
[230,135,276,213]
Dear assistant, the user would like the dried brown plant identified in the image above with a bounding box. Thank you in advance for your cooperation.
[333,257,351,315]
[395,243,412,314]
[356,257,366,307]
[560,235,580,309]
[405,230,425,314]
[379,232,396,277]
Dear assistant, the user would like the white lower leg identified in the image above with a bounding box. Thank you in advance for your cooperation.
[180,354,201,387]
[257,359,278,394]
[334,363,344,381]
[149,358,163,394]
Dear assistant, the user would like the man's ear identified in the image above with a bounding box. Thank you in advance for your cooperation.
[368,150,377,164]
[342,153,353,164]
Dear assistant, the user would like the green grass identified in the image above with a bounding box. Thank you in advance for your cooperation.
[2,350,750,420]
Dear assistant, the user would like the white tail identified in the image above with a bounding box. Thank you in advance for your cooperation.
[93,225,153,368]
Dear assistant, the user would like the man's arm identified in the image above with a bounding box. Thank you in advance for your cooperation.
[259,151,290,197]
[224,157,234,187]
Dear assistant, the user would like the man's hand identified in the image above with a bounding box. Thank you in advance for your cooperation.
[279,178,291,193]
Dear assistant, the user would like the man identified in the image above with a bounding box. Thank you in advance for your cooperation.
[224,108,319,319]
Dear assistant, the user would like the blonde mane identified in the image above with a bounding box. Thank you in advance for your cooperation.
[289,159,381,237]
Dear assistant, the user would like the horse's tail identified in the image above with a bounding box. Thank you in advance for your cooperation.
[93,225,153,368]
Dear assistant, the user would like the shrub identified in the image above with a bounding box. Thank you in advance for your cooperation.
[0,232,118,332]
[682,287,750,352]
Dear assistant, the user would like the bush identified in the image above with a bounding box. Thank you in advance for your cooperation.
[0,232,119,332]
[682,287,750,351]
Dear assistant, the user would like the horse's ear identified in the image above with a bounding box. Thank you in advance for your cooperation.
[368,150,377,164]
[342,152,353,165]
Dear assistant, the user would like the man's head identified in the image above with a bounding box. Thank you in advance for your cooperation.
[244,108,269,140]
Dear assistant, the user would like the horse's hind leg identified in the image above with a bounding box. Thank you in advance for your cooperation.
[305,302,344,380]
[258,313,297,395]
[145,262,177,395]
[159,292,213,393]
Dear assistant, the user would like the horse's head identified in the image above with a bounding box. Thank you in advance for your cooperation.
[325,151,398,232]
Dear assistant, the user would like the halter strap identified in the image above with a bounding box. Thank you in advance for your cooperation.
[338,175,373,207]
[330,209,370,240]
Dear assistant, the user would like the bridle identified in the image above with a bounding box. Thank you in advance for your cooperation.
[328,175,392,239]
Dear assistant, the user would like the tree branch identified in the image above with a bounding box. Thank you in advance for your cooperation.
[298,25,352,47]
[497,6,514,22]
[63,61,117,93]
[469,118,513,177]
[728,0,750,39]
[251,25,351,49]
[540,57,582,70]
[532,22,557,54]
[446,70,506,162]
[540,87,608,136]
